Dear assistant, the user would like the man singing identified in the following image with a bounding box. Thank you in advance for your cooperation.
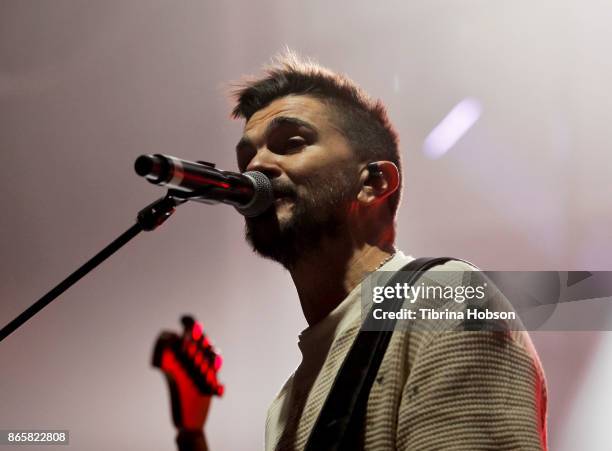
[170,52,548,451]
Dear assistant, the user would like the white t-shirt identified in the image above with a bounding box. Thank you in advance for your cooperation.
[264,251,414,451]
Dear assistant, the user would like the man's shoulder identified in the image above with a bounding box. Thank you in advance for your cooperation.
[391,252,480,273]
[389,254,482,291]
[390,255,543,361]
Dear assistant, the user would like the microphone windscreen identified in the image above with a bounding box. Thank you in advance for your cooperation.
[235,171,273,217]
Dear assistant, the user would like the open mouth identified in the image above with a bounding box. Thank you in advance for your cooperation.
[271,184,296,207]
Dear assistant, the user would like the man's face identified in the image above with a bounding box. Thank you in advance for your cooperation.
[235,95,360,267]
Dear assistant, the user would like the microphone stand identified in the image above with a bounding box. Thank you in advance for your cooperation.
[0,192,186,343]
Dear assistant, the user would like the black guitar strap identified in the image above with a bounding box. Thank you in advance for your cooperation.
[304,256,457,451]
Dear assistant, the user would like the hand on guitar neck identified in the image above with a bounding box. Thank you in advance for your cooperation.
[152,316,224,451]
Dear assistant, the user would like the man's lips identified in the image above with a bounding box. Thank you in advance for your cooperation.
[271,185,296,207]
[274,195,293,203]
[273,190,295,200]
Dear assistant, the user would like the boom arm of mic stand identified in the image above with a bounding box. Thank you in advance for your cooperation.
[0,192,185,343]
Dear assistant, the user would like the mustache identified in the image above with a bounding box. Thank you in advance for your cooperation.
[271,180,297,198]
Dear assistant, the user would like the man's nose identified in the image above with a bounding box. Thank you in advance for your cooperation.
[245,148,282,179]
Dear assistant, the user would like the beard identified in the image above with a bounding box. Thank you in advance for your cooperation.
[244,171,356,269]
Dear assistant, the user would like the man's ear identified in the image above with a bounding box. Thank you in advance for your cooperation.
[357,161,400,205]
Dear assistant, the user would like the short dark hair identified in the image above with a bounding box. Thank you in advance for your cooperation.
[231,51,402,217]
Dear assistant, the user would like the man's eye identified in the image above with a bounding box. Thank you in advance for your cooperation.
[284,137,306,151]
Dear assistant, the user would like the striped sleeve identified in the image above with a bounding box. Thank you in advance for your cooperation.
[396,330,547,450]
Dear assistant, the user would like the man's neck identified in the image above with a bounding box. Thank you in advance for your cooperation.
[289,241,395,326]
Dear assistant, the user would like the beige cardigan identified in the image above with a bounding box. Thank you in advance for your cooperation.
[266,258,548,451]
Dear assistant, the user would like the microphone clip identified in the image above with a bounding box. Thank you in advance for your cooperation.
[137,192,186,231]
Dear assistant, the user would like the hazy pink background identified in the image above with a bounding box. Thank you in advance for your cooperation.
[1,1,611,449]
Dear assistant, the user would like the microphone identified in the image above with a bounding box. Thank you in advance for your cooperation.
[134,154,273,217]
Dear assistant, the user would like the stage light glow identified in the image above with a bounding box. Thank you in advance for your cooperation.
[423,97,482,159]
